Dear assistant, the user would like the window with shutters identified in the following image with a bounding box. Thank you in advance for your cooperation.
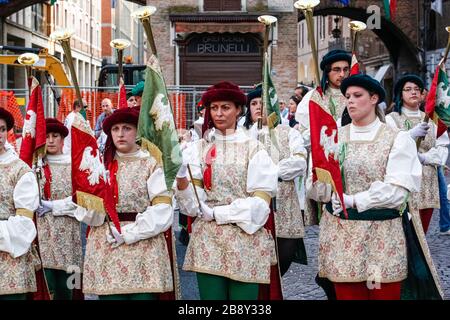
[204,0,241,11]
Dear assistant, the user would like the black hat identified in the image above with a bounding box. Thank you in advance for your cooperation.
[320,49,351,71]
[393,74,424,97]
[246,85,262,108]
[340,74,386,104]
[0,108,14,131]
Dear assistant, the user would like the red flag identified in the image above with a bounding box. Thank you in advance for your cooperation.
[309,87,348,218]
[71,114,121,232]
[19,77,46,167]
[425,63,448,138]
[350,52,360,75]
[118,77,128,109]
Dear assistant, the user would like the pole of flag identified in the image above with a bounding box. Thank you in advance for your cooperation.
[257,15,278,130]
[417,26,450,149]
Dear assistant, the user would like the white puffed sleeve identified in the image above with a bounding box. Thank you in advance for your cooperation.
[120,167,174,245]
[278,128,307,181]
[0,172,39,258]
[420,130,449,166]
[51,196,78,218]
[353,131,422,212]
[295,90,313,147]
[73,205,106,226]
[175,141,207,217]
[214,149,278,234]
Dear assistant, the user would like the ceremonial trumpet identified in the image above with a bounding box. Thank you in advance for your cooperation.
[257,15,277,130]
[17,52,39,79]
[442,26,450,65]
[110,38,131,85]
[50,29,84,111]
[294,0,321,86]
[131,6,158,56]
[348,21,367,53]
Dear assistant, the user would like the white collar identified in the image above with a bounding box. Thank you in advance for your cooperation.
[46,153,71,164]
[350,117,381,133]
[401,107,421,117]
[213,127,249,142]
[116,148,148,159]
[0,148,18,164]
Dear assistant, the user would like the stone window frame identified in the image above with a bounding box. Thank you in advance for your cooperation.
[198,0,247,12]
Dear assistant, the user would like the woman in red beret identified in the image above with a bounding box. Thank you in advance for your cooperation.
[73,107,175,300]
[0,108,40,300]
[175,81,278,300]
[34,118,82,300]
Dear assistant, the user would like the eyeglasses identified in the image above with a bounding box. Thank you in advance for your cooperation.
[403,87,421,93]
[330,67,349,74]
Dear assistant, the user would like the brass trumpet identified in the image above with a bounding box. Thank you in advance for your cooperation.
[110,38,131,84]
[131,6,158,56]
[17,52,40,80]
[50,29,84,111]
[257,15,277,130]
[294,0,321,86]
[442,26,450,65]
[348,20,367,53]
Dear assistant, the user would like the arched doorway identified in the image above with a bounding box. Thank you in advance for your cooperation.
[178,32,263,86]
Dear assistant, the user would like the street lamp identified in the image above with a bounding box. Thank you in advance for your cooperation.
[332,17,341,39]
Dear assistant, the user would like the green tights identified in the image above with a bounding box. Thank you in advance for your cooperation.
[196,273,259,300]
[44,268,73,300]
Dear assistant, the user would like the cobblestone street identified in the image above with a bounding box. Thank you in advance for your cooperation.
[176,210,450,300]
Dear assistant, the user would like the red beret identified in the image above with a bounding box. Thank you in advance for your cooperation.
[0,108,14,131]
[201,81,246,107]
[46,118,68,137]
[102,107,140,135]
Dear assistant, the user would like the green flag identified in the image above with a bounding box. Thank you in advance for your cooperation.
[138,54,182,189]
[426,63,450,132]
[262,52,281,129]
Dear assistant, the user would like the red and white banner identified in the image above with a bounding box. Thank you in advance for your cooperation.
[19,77,46,167]
[71,114,121,232]
[309,87,348,218]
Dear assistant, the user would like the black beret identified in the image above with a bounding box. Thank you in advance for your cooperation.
[246,85,262,108]
[320,49,352,71]
[393,74,424,97]
[340,74,386,103]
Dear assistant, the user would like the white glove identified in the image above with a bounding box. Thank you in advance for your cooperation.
[199,201,214,222]
[409,122,430,139]
[106,225,125,248]
[331,192,354,216]
[417,153,426,164]
[176,150,190,178]
[36,200,53,217]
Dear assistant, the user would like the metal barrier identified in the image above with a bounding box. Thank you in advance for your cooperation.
[41,84,254,130]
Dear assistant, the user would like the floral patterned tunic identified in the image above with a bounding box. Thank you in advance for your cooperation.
[0,158,39,295]
[319,124,408,283]
[82,154,173,295]
[37,159,83,272]
[388,111,440,210]
[181,137,277,284]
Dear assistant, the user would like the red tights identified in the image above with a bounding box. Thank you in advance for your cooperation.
[419,208,434,234]
[334,281,401,300]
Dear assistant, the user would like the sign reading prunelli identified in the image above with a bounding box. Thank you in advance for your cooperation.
[188,34,260,55]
